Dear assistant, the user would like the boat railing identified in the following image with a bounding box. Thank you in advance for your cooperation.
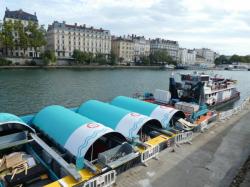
[219,97,250,121]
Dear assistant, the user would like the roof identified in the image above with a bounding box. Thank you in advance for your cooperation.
[111,96,185,129]
[4,8,38,22]
[32,105,122,169]
[77,100,161,139]
[48,21,110,33]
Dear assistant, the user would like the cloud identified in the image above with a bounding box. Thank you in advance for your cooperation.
[1,0,250,55]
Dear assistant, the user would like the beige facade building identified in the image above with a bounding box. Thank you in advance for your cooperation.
[150,38,179,61]
[46,21,111,58]
[3,8,41,57]
[111,36,135,64]
[130,35,150,62]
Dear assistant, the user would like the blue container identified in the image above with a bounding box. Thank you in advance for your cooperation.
[77,100,162,139]
[111,96,185,129]
[32,105,126,169]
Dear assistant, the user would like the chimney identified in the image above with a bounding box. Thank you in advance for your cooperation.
[34,12,36,16]
[83,24,86,28]
[75,23,77,26]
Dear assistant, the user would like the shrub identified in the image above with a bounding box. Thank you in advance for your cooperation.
[0,58,12,66]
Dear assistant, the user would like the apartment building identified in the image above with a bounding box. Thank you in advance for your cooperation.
[178,48,196,65]
[195,48,216,65]
[46,21,111,58]
[129,35,150,62]
[111,36,135,64]
[150,38,179,61]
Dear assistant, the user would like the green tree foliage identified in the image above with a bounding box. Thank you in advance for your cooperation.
[140,56,150,65]
[13,20,29,57]
[94,53,108,65]
[215,55,230,65]
[72,50,95,64]
[149,50,175,65]
[110,50,117,65]
[0,57,12,66]
[26,21,46,57]
[40,50,56,65]
[215,55,250,65]
[0,20,14,55]
[0,20,46,57]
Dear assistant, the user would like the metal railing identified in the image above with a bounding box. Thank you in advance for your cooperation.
[83,170,117,187]
[141,145,160,163]
[175,131,193,144]
[219,97,250,121]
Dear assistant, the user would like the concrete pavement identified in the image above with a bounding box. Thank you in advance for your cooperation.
[115,105,250,187]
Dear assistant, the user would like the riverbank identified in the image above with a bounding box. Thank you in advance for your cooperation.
[116,102,250,187]
[0,65,163,70]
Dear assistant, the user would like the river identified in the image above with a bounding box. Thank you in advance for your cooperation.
[0,68,249,115]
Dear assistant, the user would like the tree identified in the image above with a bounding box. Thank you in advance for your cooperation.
[72,49,84,64]
[110,50,117,65]
[94,53,108,65]
[40,50,56,65]
[14,20,29,57]
[215,55,230,65]
[0,20,14,56]
[149,50,174,65]
[141,56,150,65]
[26,21,46,57]
[230,54,242,63]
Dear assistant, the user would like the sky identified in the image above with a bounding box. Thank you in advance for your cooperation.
[1,0,250,55]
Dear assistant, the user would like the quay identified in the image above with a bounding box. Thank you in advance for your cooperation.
[116,102,250,187]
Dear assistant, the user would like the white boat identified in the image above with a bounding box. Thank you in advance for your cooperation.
[169,72,240,108]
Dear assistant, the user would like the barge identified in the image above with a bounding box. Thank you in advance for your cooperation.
[0,97,197,187]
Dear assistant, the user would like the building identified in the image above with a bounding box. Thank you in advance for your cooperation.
[195,48,216,65]
[111,36,135,64]
[150,38,179,61]
[3,8,40,57]
[129,35,150,62]
[178,48,196,65]
[195,55,206,65]
[46,21,111,58]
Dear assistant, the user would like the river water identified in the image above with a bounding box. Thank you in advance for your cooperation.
[0,69,249,115]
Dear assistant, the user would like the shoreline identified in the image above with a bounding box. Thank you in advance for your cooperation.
[0,65,220,70]
[0,65,163,70]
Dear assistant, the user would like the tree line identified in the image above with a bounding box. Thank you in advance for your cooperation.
[72,49,175,66]
[215,55,250,65]
[0,20,46,57]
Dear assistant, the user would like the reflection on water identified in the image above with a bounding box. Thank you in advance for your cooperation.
[0,69,249,115]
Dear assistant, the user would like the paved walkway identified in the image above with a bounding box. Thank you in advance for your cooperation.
[116,106,250,187]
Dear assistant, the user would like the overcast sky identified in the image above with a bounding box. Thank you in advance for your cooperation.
[1,0,250,55]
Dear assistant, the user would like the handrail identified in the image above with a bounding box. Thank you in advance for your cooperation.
[219,97,250,121]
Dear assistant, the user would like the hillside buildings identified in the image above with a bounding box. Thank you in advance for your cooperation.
[195,48,216,67]
[150,38,179,61]
[46,21,111,58]
[2,8,41,57]
[178,48,196,65]
[111,36,135,64]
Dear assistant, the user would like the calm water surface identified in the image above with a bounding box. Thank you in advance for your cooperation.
[0,69,249,115]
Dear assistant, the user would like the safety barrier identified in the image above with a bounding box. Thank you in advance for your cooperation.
[83,170,117,187]
[219,97,250,121]
[175,131,193,144]
[141,145,160,163]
